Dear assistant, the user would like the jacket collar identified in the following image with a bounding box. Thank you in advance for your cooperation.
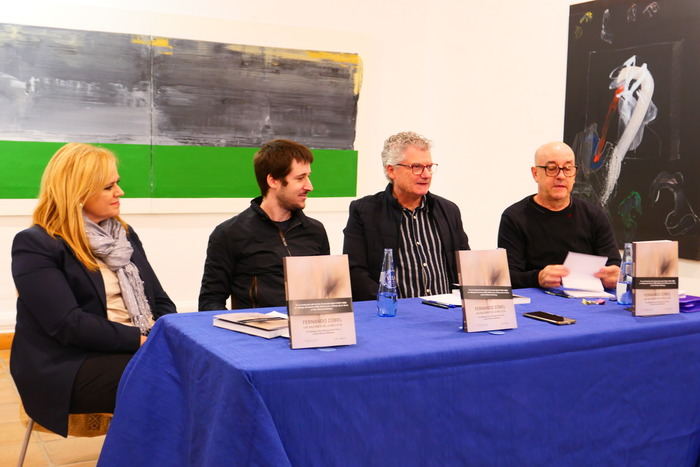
[84,266,107,310]
[250,196,306,227]
[53,233,107,310]
[384,183,433,210]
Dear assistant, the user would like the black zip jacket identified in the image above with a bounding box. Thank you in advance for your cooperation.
[198,197,330,310]
[343,184,470,301]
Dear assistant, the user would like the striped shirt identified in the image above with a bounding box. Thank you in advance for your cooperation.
[396,198,450,298]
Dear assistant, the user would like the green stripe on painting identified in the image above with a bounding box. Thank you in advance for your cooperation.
[0,141,151,198]
[102,143,152,198]
[0,141,357,199]
[152,145,259,198]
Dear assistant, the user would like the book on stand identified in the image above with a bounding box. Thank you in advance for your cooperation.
[283,254,356,349]
[213,311,289,338]
[632,240,679,316]
[456,249,518,332]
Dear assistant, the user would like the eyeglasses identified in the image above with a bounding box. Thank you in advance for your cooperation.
[394,163,438,175]
[536,163,577,177]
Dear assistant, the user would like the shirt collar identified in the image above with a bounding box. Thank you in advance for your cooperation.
[401,196,427,214]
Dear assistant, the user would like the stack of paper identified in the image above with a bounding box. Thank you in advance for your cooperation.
[558,252,614,298]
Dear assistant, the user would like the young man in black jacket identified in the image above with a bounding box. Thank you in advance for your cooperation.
[198,139,330,310]
[343,131,470,301]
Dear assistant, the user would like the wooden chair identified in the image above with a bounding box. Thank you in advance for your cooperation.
[17,405,112,467]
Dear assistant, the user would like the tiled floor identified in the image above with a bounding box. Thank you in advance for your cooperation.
[0,349,105,467]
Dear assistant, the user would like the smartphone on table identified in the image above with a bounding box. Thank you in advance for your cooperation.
[523,311,576,325]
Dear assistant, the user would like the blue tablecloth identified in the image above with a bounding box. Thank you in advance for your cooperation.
[99,289,700,466]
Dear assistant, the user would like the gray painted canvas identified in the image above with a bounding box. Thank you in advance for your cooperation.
[0,23,360,150]
[0,24,151,144]
[153,41,360,150]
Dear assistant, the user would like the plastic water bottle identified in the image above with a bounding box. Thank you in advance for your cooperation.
[377,248,398,317]
[616,243,633,305]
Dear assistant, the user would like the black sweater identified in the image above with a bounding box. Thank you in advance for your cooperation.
[497,195,621,288]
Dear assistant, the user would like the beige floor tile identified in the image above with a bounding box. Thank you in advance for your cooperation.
[56,461,98,467]
[0,441,50,467]
[0,369,13,381]
[0,419,37,446]
[36,429,66,442]
[0,401,21,423]
[43,436,105,465]
[0,349,10,366]
[0,381,19,405]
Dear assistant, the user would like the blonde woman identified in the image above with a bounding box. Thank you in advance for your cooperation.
[10,143,176,436]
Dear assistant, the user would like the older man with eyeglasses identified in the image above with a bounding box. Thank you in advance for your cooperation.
[343,131,470,301]
[498,141,621,289]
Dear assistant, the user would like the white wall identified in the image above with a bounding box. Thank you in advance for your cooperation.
[1,0,698,329]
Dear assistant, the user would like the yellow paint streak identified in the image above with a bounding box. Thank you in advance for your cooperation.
[151,38,172,49]
[224,44,362,95]
[131,36,173,55]
[1,25,22,41]
[306,51,361,65]
[224,44,265,55]
[347,57,363,95]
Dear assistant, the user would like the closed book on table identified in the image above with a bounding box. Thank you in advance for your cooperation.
[283,254,356,349]
[680,295,700,313]
[420,293,531,307]
[456,248,517,332]
[213,311,289,338]
[632,240,679,316]
[550,289,615,299]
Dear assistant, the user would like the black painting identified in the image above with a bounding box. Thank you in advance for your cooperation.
[564,0,700,259]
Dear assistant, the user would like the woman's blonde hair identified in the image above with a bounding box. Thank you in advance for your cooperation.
[33,143,126,270]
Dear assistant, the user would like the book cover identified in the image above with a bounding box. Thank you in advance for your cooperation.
[632,240,679,316]
[213,311,290,339]
[456,249,517,332]
[283,254,356,349]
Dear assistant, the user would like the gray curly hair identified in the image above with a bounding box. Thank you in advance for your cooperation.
[381,131,431,181]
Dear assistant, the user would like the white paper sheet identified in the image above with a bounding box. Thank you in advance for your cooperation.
[561,251,608,292]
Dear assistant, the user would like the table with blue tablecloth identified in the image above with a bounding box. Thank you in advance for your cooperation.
[98,289,700,466]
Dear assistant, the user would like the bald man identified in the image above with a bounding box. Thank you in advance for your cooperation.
[497,142,621,289]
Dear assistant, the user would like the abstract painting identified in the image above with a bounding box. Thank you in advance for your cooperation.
[0,23,361,199]
[564,0,700,260]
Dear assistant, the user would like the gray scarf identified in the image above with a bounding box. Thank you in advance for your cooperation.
[84,217,153,335]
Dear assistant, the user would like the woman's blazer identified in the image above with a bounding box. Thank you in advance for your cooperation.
[10,225,176,436]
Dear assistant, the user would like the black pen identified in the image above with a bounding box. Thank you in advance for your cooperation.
[422,300,453,309]
[544,290,570,299]
[237,316,287,323]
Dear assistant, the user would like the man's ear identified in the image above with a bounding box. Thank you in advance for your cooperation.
[530,166,538,181]
[266,174,280,191]
[385,165,396,181]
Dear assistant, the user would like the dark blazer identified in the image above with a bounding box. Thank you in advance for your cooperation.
[10,225,176,436]
[343,184,470,301]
